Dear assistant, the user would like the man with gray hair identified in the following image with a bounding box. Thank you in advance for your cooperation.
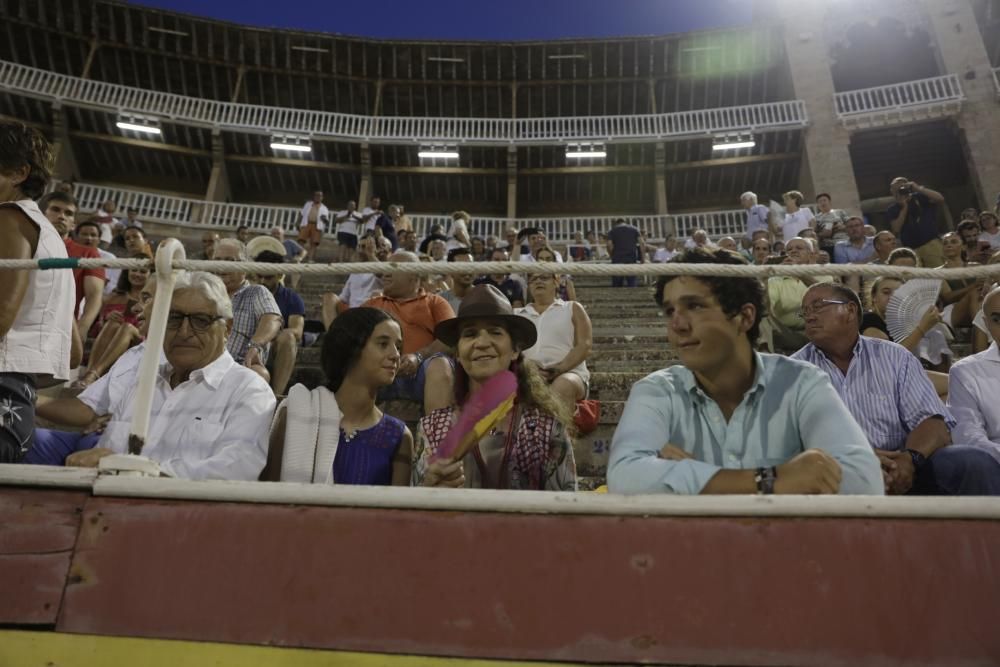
[31,272,276,479]
[213,238,282,382]
[741,191,770,240]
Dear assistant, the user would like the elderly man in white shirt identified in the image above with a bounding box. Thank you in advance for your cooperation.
[31,272,276,480]
[947,287,1000,493]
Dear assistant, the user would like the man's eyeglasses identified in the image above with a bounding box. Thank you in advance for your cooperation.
[166,311,224,332]
[797,299,849,319]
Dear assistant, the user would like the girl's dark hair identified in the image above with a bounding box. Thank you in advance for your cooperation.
[0,121,53,199]
[115,251,152,294]
[887,247,920,266]
[654,247,764,344]
[321,307,400,392]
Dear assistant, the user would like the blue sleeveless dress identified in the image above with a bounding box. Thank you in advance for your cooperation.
[332,414,406,485]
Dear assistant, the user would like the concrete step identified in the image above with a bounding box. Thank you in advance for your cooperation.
[587,371,649,401]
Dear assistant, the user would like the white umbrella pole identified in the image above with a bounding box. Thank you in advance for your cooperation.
[127,238,185,455]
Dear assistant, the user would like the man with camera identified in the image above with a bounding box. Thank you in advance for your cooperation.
[886,177,946,268]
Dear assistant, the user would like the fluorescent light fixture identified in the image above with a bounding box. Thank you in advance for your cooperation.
[418,148,460,159]
[548,54,586,60]
[270,133,312,153]
[566,143,607,159]
[148,26,189,37]
[116,120,161,135]
[291,45,328,53]
[270,142,312,152]
[427,56,465,63]
[711,139,756,151]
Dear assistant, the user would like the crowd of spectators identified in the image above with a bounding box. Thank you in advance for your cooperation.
[3,119,1000,497]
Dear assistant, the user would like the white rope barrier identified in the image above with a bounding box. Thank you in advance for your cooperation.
[6,255,1000,280]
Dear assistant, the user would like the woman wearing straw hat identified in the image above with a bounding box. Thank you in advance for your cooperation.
[413,284,577,490]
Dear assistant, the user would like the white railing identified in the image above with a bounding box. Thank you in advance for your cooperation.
[833,74,964,119]
[68,182,748,241]
[0,60,808,145]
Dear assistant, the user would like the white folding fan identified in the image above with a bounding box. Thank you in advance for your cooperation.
[885,279,941,343]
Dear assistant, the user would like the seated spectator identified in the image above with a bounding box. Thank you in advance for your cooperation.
[236,225,251,243]
[323,232,383,329]
[515,268,592,410]
[833,216,875,265]
[567,230,591,261]
[957,219,990,264]
[39,191,105,338]
[766,237,834,350]
[685,228,711,250]
[439,247,476,311]
[200,231,220,260]
[653,237,679,263]
[534,246,576,301]
[263,308,412,485]
[469,236,489,262]
[75,255,151,388]
[499,227,519,251]
[214,239,282,382]
[870,231,897,264]
[717,236,739,253]
[887,247,919,267]
[0,122,75,462]
[960,207,979,223]
[979,211,1000,251]
[328,251,455,415]
[389,204,412,233]
[270,226,306,289]
[253,251,306,396]
[124,207,142,229]
[750,235,772,265]
[947,287,1000,490]
[607,247,882,495]
[813,192,849,255]
[772,240,785,255]
[412,284,577,490]
[30,272,276,479]
[474,248,525,308]
[793,283,998,495]
[513,227,563,263]
[398,228,418,253]
[587,230,609,260]
[484,235,498,256]
[864,224,877,238]
[938,231,981,330]
[424,236,448,262]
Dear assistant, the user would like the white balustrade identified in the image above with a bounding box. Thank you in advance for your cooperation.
[833,74,964,120]
[66,182,748,242]
[1,60,807,145]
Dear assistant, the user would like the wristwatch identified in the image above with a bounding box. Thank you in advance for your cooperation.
[904,448,927,469]
[754,466,777,495]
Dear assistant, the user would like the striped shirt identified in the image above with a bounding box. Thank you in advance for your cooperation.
[608,351,883,495]
[791,336,955,451]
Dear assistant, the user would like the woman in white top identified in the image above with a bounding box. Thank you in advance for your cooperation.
[777,190,815,242]
[978,211,1000,251]
[0,121,75,462]
[515,265,593,409]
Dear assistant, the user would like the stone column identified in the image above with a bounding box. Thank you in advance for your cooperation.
[777,1,862,213]
[50,106,79,183]
[923,0,1000,210]
[201,130,230,225]
[357,143,372,205]
[506,146,518,219]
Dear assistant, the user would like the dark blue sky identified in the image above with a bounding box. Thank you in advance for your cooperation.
[134,0,754,41]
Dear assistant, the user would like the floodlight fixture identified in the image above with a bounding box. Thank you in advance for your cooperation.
[427,56,465,63]
[291,45,328,54]
[147,26,189,37]
[548,54,586,60]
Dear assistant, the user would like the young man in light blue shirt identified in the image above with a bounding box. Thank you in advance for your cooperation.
[608,248,883,495]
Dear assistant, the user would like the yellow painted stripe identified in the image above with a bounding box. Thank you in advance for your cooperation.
[0,630,575,666]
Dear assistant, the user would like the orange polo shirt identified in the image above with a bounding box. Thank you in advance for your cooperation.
[363,290,455,354]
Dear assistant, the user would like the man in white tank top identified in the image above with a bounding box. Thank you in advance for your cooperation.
[0,121,75,461]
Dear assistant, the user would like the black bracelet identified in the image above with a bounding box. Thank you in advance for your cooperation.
[754,466,777,495]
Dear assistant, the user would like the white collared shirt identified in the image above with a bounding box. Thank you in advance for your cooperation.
[78,347,276,480]
[948,342,1000,463]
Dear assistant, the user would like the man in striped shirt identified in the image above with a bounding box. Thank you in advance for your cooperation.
[792,283,998,495]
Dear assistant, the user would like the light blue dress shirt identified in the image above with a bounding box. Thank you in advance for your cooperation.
[608,352,883,495]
